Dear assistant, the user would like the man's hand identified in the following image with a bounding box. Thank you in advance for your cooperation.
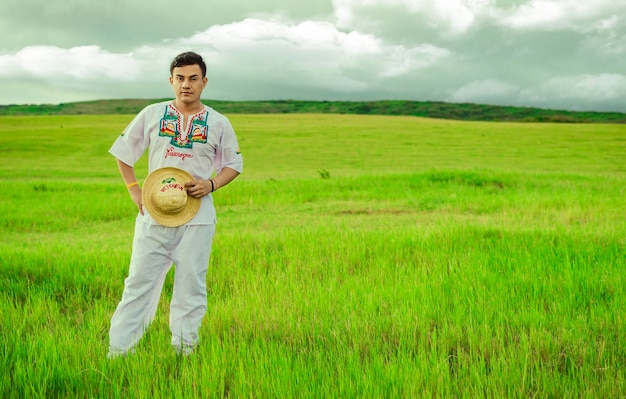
[185,180,211,198]
[128,185,144,215]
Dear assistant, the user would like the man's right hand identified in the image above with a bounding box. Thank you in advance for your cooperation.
[129,185,144,215]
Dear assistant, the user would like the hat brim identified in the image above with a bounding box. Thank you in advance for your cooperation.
[142,167,201,227]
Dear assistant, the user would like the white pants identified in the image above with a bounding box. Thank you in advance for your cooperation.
[108,221,216,355]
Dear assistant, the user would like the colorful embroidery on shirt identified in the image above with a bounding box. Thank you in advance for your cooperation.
[159,105,209,149]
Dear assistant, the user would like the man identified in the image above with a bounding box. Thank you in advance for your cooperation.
[107,51,243,357]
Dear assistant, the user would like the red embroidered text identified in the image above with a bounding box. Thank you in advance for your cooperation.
[160,183,184,192]
[165,147,193,161]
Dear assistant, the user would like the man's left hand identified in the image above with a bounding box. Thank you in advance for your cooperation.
[185,180,210,198]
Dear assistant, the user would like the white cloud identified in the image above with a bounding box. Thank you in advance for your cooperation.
[332,0,482,36]
[447,79,520,104]
[498,0,626,32]
[176,18,450,95]
[539,74,626,102]
[380,44,450,77]
[184,18,383,55]
[0,45,140,81]
[446,74,626,111]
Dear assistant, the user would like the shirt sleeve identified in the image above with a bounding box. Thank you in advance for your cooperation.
[215,117,243,174]
[108,108,151,166]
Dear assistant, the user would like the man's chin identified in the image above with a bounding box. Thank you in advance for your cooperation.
[177,96,197,103]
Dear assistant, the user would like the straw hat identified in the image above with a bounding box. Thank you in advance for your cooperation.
[142,167,201,227]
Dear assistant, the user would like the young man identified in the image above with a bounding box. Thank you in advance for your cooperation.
[107,51,243,357]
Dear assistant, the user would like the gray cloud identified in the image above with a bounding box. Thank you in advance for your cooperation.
[1,0,625,111]
[0,0,331,52]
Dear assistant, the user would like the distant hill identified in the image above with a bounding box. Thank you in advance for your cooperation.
[1,99,624,123]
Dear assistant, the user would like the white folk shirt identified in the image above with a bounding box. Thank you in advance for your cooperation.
[109,101,243,226]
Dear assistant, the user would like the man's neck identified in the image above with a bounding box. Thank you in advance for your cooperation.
[173,100,204,115]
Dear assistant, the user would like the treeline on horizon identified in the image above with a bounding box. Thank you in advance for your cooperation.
[1,98,625,123]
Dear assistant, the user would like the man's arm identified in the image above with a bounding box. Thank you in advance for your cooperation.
[185,167,240,198]
[117,158,144,215]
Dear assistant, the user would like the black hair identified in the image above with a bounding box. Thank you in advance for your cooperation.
[170,51,207,77]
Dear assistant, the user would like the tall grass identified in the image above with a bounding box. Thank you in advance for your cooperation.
[1,114,625,397]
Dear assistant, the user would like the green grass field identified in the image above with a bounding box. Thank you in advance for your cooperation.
[1,113,625,398]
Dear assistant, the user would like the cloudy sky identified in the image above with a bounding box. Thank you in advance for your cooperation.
[1,0,625,112]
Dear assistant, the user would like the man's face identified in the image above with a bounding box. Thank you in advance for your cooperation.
[169,64,208,105]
